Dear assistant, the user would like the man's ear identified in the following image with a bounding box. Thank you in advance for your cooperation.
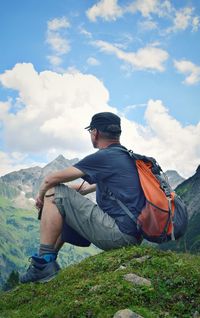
[92,128,99,138]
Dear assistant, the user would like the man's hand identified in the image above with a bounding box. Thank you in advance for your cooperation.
[35,196,44,211]
[35,166,85,210]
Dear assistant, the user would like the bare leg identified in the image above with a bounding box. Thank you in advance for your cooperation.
[40,196,63,246]
[54,234,65,252]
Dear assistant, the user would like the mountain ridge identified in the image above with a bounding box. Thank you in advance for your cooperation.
[160,164,200,253]
[165,170,185,189]
[0,155,79,203]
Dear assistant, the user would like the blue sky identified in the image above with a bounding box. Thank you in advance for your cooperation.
[0,0,200,178]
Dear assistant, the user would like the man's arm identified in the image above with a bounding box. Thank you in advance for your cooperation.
[71,182,96,195]
[38,166,85,201]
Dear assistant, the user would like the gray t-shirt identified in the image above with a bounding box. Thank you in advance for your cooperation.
[74,144,145,236]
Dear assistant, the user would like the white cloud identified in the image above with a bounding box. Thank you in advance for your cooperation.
[93,40,169,72]
[47,55,63,66]
[79,26,92,38]
[0,63,111,155]
[47,17,70,31]
[0,63,199,178]
[86,0,199,34]
[0,151,45,176]
[174,59,200,85]
[46,17,71,68]
[0,152,23,176]
[126,0,159,17]
[87,57,100,66]
[138,19,158,31]
[166,6,200,33]
[0,101,10,121]
[86,0,123,22]
[121,103,146,116]
[87,0,160,21]
[121,99,200,178]
[167,7,193,32]
[46,31,70,55]
[192,16,200,32]
[157,0,173,17]
[174,7,193,30]
[87,0,173,22]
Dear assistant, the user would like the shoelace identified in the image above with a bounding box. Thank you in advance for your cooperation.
[26,257,40,272]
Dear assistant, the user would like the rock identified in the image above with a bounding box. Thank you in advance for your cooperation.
[115,265,127,271]
[134,255,151,263]
[113,308,144,318]
[89,284,101,292]
[193,312,200,318]
[123,273,151,287]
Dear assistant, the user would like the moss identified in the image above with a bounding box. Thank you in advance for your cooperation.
[0,245,199,318]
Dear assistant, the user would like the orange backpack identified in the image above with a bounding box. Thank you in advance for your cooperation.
[108,148,188,244]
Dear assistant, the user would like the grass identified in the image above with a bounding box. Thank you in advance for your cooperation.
[0,245,199,318]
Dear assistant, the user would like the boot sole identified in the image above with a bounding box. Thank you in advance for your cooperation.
[36,271,59,283]
[20,270,59,284]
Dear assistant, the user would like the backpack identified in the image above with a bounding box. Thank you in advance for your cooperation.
[107,148,188,244]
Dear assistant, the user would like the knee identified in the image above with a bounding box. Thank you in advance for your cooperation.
[45,188,55,196]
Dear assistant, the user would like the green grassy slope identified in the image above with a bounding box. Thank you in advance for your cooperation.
[0,196,38,284]
[0,245,199,318]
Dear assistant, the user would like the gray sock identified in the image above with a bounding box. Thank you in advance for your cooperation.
[39,244,56,257]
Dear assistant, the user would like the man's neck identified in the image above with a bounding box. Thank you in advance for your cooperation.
[98,140,121,149]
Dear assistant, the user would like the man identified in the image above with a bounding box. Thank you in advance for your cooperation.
[20,112,145,284]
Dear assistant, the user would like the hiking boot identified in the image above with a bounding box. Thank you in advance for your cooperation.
[20,255,60,284]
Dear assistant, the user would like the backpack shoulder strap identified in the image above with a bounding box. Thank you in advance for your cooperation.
[107,190,138,224]
[105,145,139,225]
[108,146,162,173]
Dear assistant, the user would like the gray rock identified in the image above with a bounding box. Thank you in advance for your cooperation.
[113,309,144,318]
[134,255,151,263]
[89,284,101,292]
[123,273,151,287]
[193,312,200,318]
[115,265,127,271]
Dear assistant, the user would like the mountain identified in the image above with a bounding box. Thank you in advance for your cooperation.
[160,165,200,253]
[175,165,200,218]
[165,170,185,189]
[1,155,79,202]
[0,245,200,318]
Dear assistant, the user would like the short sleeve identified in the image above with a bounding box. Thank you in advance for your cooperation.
[73,150,113,184]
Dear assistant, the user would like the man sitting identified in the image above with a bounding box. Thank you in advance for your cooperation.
[20,112,145,284]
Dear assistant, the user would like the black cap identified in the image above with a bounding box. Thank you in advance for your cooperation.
[85,112,121,133]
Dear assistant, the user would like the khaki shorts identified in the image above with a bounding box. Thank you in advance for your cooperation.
[53,184,140,251]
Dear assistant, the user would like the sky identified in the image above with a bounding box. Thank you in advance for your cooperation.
[0,0,200,178]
